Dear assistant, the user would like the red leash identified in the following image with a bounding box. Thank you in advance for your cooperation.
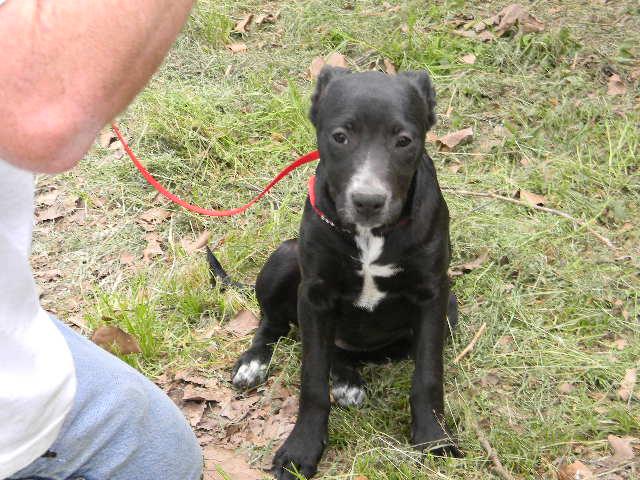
[111,123,320,217]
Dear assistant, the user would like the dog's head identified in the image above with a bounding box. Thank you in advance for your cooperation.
[310,67,436,229]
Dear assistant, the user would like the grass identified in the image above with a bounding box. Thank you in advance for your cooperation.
[33,0,639,478]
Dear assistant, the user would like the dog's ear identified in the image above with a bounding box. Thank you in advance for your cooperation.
[398,70,437,131]
[310,66,350,126]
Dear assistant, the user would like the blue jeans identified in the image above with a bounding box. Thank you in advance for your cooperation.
[9,318,203,480]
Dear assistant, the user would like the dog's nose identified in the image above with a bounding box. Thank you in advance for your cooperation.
[351,192,387,217]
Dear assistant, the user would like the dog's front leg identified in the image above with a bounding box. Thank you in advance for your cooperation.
[410,286,461,457]
[272,279,336,480]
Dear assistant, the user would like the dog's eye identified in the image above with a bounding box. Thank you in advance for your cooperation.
[332,132,348,144]
[396,136,412,148]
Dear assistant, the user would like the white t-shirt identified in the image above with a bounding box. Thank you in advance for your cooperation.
[0,159,77,479]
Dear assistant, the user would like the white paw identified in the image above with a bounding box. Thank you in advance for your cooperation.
[332,383,366,407]
[233,360,268,388]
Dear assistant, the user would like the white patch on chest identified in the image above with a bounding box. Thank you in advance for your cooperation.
[353,226,401,311]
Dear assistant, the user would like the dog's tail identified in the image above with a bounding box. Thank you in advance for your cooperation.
[205,246,250,290]
[447,293,459,334]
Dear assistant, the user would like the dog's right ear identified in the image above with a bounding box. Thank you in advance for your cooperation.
[310,66,350,126]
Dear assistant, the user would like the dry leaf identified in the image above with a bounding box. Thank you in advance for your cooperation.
[607,74,627,96]
[426,131,439,144]
[139,207,171,225]
[383,58,397,75]
[181,230,211,254]
[461,53,477,64]
[462,248,490,272]
[613,337,628,350]
[182,383,233,404]
[607,434,635,462]
[617,368,636,401]
[493,4,544,36]
[226,310,260,336]
[97,129,116,148]
[455,29,494,42]
[326,52,348,68]
[517,189,547,206]
[183,401,207,427]
[255,11,279,26]
[203,446,264,480]
[355,477,369,480]
[309,56,326,80]
[119,251,135,265]
[219,396,260,422]
[233,13,253,33]
[436,127,474,150]
[91,325,141,354]
[143,233,163,262]
[558,382,576,394]
[226,43,247,54]
[557,461,594,480]
[36,205,65,223]
[36,189,60,206]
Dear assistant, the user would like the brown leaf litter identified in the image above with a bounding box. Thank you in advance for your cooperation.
[91,325,141,355]
[435,127,474,150]
[225,309,260,337]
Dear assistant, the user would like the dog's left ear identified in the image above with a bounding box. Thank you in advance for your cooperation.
[310,65,350,126]
[398,70,437,131]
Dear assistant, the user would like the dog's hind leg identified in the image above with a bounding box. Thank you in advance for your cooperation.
[330,348,366,408]
[232,239,300,390]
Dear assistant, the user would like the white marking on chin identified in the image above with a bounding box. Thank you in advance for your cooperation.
[233,359,267,387]
[332,383,366,407]
[354,226,401,311]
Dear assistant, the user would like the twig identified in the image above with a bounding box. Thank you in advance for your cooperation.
[453,322,486,364]
[442,188,616,250]
[474,423,517,480]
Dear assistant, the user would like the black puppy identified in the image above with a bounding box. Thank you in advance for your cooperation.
[227,66,459,479]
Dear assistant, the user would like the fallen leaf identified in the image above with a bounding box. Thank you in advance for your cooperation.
[203,446,264,480]
[517,189,547,207]
[220,396,260,422]
[613,337,628,350]
[255,11,279,26]
[617,368,636,401]
[119,251,135,265]
[480,373,500,386]
[426,131,439,144]
[181,230,211,254]
[607,74,627,96]
[91,325,141,354]
[454,29,494,42]
[97,129,116,148]
[355,476,369,480]
[383,58,397,75]
[138,207,171,226]
[493,4,544,37]
[461,53,477,64]
[309,56,326,79]
[557,461,594,480]
[461,248,490,272]
[143,233,163,262]
[448,163,462,174]
[226,309,260,336]
[326,52,348,68]
[558,382,576,394]
[182,383,233,404]
[183,401,207,427]
[436,127,474,150]
[36,269,62,282]
[607,434,635,462]
[233,13,253,33]
[36,189,60,206]
[226,43,247,54]
[36,205,65,223]
[630,68,640,81]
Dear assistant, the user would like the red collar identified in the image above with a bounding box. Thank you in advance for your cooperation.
[307,175,410,235]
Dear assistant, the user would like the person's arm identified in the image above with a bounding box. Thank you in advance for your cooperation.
[0,0,195,173]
